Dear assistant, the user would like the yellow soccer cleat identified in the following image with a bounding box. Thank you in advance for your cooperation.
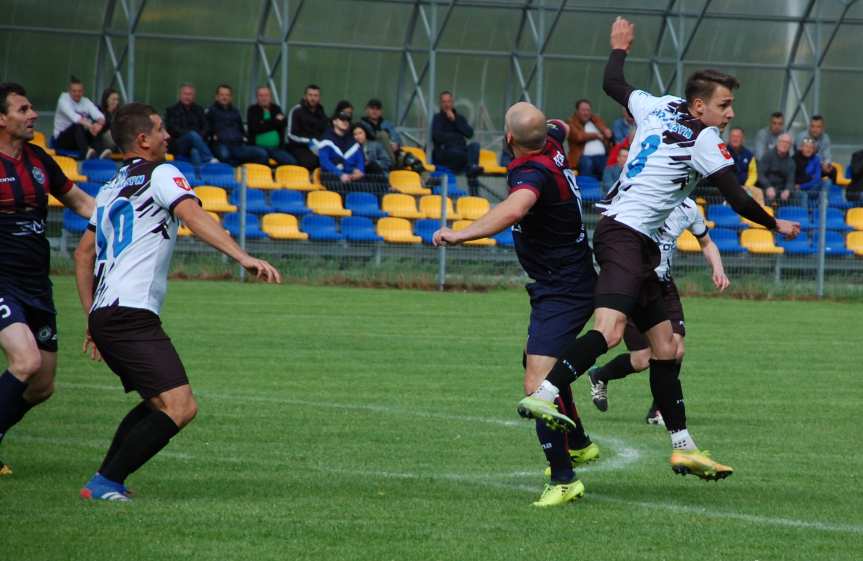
[543,442,601,477]
[0,462,12,477]
[517,396,576,432]
[670,449,734,481]
[532,479,585,507]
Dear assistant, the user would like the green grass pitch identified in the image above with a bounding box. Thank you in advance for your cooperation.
[2,276,861,561]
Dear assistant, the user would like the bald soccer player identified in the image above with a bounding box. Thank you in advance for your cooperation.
[434,102,597,507]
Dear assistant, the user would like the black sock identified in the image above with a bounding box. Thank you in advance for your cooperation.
[101,410,180,484]
[99,401,153,474]
[546,330,609,389]
[595,353,638,383]
[536,420,574,484]
[649,359,686,432]
[0,370,28,443]
[557,387,590,450]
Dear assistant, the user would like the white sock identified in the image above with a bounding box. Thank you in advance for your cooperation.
[670,429,697,451]
[531,380,559,402]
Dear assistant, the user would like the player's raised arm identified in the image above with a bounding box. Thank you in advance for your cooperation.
[708,167,799,239]
[603,17,636,107]
[433,189,537,246]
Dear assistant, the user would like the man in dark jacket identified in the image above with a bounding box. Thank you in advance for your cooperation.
[247,86,296,166]
[207,84,268,166]
[165,84,216,165]
[431,91,480,193]
[286,84,327,170]
[757,133,797,206]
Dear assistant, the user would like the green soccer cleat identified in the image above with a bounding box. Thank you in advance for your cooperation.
[543,441,601,478]
[532,479,585,507]
[670,449,734,481]
[517,396,576,432]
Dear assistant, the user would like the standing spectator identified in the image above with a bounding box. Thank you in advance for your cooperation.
[567,99,611,179]
[726,127,754,185]
[53,76,105,159]
[795,115,833,175]
[318,111,364,185]
[754,111,785,161]
[361,98,402,164]
[246,86,296,166]
[286,84,327,170]
[758,133,797,206]
[610,107,634,144]
[165,84,216,165]
[602,147,628,195]
[96,87,120,155]
[353,122,392,175]
[431,90,480,193]
[206,84,268,166]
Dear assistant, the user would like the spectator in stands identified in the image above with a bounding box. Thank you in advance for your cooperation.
[727,127,753,185]
[794,136,833,207]
[207,84,268,166]
[610,107,634,144]
[353,122,392,175]
[567,98,611,179]
[361,98,401,164]
[319,111,364,185]
[333,100,353,121]
[757,133,796,206]
[246,85,296,166]
[848,148,863,202]
[602,147,628,195]
[431,90,480,192]
[795,115,833,175]
[287,84,327,170]
[53,76,106,159]
[96,87,120,155]
[165,84,216,165]
[754,111,785,161]
[606,126,634,166]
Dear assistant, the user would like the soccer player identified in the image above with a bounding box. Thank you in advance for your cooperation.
[74,102,281,501]
[434,102,597,507]
[0,83,95,475]
[517,17,800,481]
[585,197,729,425]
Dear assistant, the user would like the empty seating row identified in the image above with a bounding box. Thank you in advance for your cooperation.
[678,227,862,256]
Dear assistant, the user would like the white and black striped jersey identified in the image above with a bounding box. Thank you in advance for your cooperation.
[653,198,707,282]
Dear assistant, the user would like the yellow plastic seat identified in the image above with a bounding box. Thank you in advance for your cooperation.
[479,149,507,175]
[456,196,491,220]
[243,163,279,190]
[389,170,431,196]
[745,158,758,187]
[847,208,863,230]
[31,131,48,149]
[377,217,421,244]
[833,162,851,187]
[741,229,784,254]
[453,220,496,246]
[179,211,221,237]
[308,191,351,217]
[276,165,322,191]
[381,193,424,219]
[741,205,774,229]
[262,213,309,240]
[53,156,87,182]
[419,195,461,220]
[847,231,863,256]
[312,168,324,187]
[677,229,701,253]
[401,146,435,172]
[194,186,237,213]
[165,153,175,161]
[48,194,63,208]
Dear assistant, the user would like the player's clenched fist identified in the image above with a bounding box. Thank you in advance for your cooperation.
[610,16,635,52]
[432,227,462,247]
[774,219,800,240]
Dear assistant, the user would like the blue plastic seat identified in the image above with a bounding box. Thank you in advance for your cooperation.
[817,207,852,231]
[199,162,239,190]
[430,170,468,199]
[171,161,199,185]
[62,209,90,233]
[577,176,604,203]
[345,192,387,218]
[300,214,344,241]
[229,188,273,214]
[710,228,746,254]
[414,219,439,245]
[81,160,118,183]
[827,184,850,209]
[77,182,102,196]
[48,136,81,158]
[707,205,744,230]
[271,190,311,215]
[494,227,515,247]
[777,232,814,255]
[341,216,383,242]
[222,213,267,239]
[824,230,852,256]
[777,206,812,229]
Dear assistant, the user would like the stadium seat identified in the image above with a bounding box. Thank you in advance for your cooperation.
[479,149,507,175]
[777,206,811,229]
[419,195,461,220]
[53,156,87,182]
[345,192,387,218]
[377,217,421,244]
[77,182,102,197]
[413,219,439,245]
[179,211,222,237]
[847,208,863,230]
[577,176,603,203]
[847,231,863,256]
[32,131,48,150]
[341,216,384,242]
[301,214,344,241]
[832,162,851,187]
[707,204,744,230]
[818,207,852,231]
[171,161,199,185]
[677,229,701,253]
[456,196,491,220]
[710,228,746,254]
[261,213,309,240]
[308,191,351,217]
[80,160,117,183]
[47,135,79,158]
[824,230,852,256]
[228,188,273,214]
[243,163,279,190]
[401,146,435,172]
[276,165,320,191]
[381,194,423,219]
[827,183,850,209]
[223,212,267,239]
[741,205,774,229]
[745,158,758,187]
[62,208,89,233]
[48,194,63,208]
[493,227,515,247]
[430,170,467,199]
[194,186,237,213]
[271,190,311,216]
[741,229,784,254]
[312,168,324,187]
[200,162,239,190]
[453,220,496,246]
[389,170,431,196]
[777,232,814,255]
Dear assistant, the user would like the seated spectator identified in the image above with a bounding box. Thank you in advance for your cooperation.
[96,87,120,155]
[567,98,611,179]
[754,111,785,161]
[165,84,216,165]
[795,115,833,175]
[246,85,296,166]
[318,111,364,185]
[757,133,796,206]
[361,98,402,165]
[727,127,754,184]
[602,147,628,195]
[333,100,353,121]
[353,122,392,175]
[606,127,634,166]
[610,107,634,144]
[848,148,863,202]
[53,76,106,159]
[286,84,327,170]
[207,84,268,166]
[794,137,835,207]
[431,90,480,193]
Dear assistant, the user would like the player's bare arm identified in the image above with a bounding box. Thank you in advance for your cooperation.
[72,229,101,360]
[697,232,730,291]
[58,184,95,220]
[432,189,537,246]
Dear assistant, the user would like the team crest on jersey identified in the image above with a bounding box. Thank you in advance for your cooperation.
[31,166,46,185]
[173,177,192,191]
[718,143,732,160]
[553,152,565,167]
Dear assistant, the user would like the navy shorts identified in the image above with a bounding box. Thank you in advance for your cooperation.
[0,291,58,352]
[526,281,595,357]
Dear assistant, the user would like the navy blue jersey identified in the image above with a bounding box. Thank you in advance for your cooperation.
[507,120,593,284]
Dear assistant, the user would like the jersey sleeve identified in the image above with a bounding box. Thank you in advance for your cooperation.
[35,146,73,196]
[507,167,543,199]
[546,119,567,144]
[686,204,709,238]
[690,127,735,178]
[627,90,663,125]
[150,163,199,214]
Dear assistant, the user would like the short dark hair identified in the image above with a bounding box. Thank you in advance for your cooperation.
[112,102,159,152]
[216,84,232,93]
[439,90,452,98]
[770,111,784,119]
[366,98,383,109]
[811,115,824,122]
[0,82,27,114]
[575,99,591,110]
[305,84,320,93]
[684,69,739,104]
[729,126,744,134]
[69,75,83,85]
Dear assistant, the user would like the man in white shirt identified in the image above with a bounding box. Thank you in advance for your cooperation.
[53,76,106,159]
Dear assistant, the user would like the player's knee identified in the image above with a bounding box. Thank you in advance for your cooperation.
[631,350,651,371]
[674,343,686,363]
[175,398,198,428]
[8,350,42,379]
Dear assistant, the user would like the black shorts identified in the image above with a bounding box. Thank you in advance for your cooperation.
[526,280,596,357]
[0,291,58,352]
[622,279,686,351]
[592,217,667,333]
[89,306,188,399]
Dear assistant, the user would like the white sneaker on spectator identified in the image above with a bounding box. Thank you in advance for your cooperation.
[99,149,113,159]
[209,158,219,164]
[85,148,97,160]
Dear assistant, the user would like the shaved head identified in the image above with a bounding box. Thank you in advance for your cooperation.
[505,102,547,151]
